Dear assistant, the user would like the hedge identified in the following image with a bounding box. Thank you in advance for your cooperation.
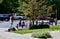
[29,24,50,29]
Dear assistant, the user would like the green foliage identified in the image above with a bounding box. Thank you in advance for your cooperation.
[17,0,60,20]
[32,31,51,38]
[18,0,55,20]
[29,24,49,29]
[0,0,3,3]
[0,0,60,19]
[0,0,20,13]
[50,26,60,31]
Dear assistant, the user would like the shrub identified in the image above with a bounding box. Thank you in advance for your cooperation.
[29,24,49,29]
[32,31,51,38]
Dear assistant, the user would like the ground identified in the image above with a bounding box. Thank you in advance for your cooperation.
[0,28,38,39]
[0,20,38,39]
[48,31,60,39]
[0,20,60,39]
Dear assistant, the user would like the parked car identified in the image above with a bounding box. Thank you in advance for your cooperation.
[13,14,27,20]
[0,14,10,21]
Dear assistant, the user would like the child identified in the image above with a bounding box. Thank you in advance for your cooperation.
[21,21,25,29]
[18,20,22,29]
[16,24,18,29]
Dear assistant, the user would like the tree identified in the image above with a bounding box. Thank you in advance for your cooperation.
[18,0,55,20]
[0,0,20,13]
[48,0,60,19]
[1,0,60,19]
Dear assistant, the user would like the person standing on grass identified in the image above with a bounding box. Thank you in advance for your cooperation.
[21,21,25,29]
[49,18,54,25]
[54,18,57,25]
[18,20,22,29]
[9,15,14,29]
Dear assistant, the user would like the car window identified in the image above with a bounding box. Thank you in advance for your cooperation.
[13,14,20,16]
[0,14,3,17]
[3,14,8,17]
[0,14,10,17]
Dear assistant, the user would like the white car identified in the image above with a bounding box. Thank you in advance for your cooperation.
[13,14,27,20]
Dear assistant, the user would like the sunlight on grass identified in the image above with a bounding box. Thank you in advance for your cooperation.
[12,25,60,34]
[50,25,60,31]
[13,29,50,34]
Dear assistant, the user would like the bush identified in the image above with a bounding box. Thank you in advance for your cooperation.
[32,31,51,38]
[29,24,49,29]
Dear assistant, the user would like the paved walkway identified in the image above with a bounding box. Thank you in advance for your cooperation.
[0,28,38,39]
[48,31,60,39]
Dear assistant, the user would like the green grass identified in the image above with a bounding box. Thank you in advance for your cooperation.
[13,25,60,34]
[50,25,60,31]
[13,29,50,34]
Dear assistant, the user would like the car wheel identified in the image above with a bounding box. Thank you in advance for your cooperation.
[19,18,21,19]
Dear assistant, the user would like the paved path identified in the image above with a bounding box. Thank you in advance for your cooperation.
[48,31,60,39]
[0,29,60,39]
[0,28,60,39]
[0,28,38,39]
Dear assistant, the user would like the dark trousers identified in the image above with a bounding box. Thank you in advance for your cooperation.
[49,22,53,25]
[55,21,57,25]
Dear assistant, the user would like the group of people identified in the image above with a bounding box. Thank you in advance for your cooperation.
[37,16,57,25]
[49,18,57,25]
[9,15,57,30]
[9,15,26,30]
[16,20,26,29]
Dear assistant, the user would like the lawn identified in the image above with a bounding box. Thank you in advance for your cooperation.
[12,25,60,34]
[13,29,50,34]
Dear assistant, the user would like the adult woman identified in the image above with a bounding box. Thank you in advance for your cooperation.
[9,15,14,28]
